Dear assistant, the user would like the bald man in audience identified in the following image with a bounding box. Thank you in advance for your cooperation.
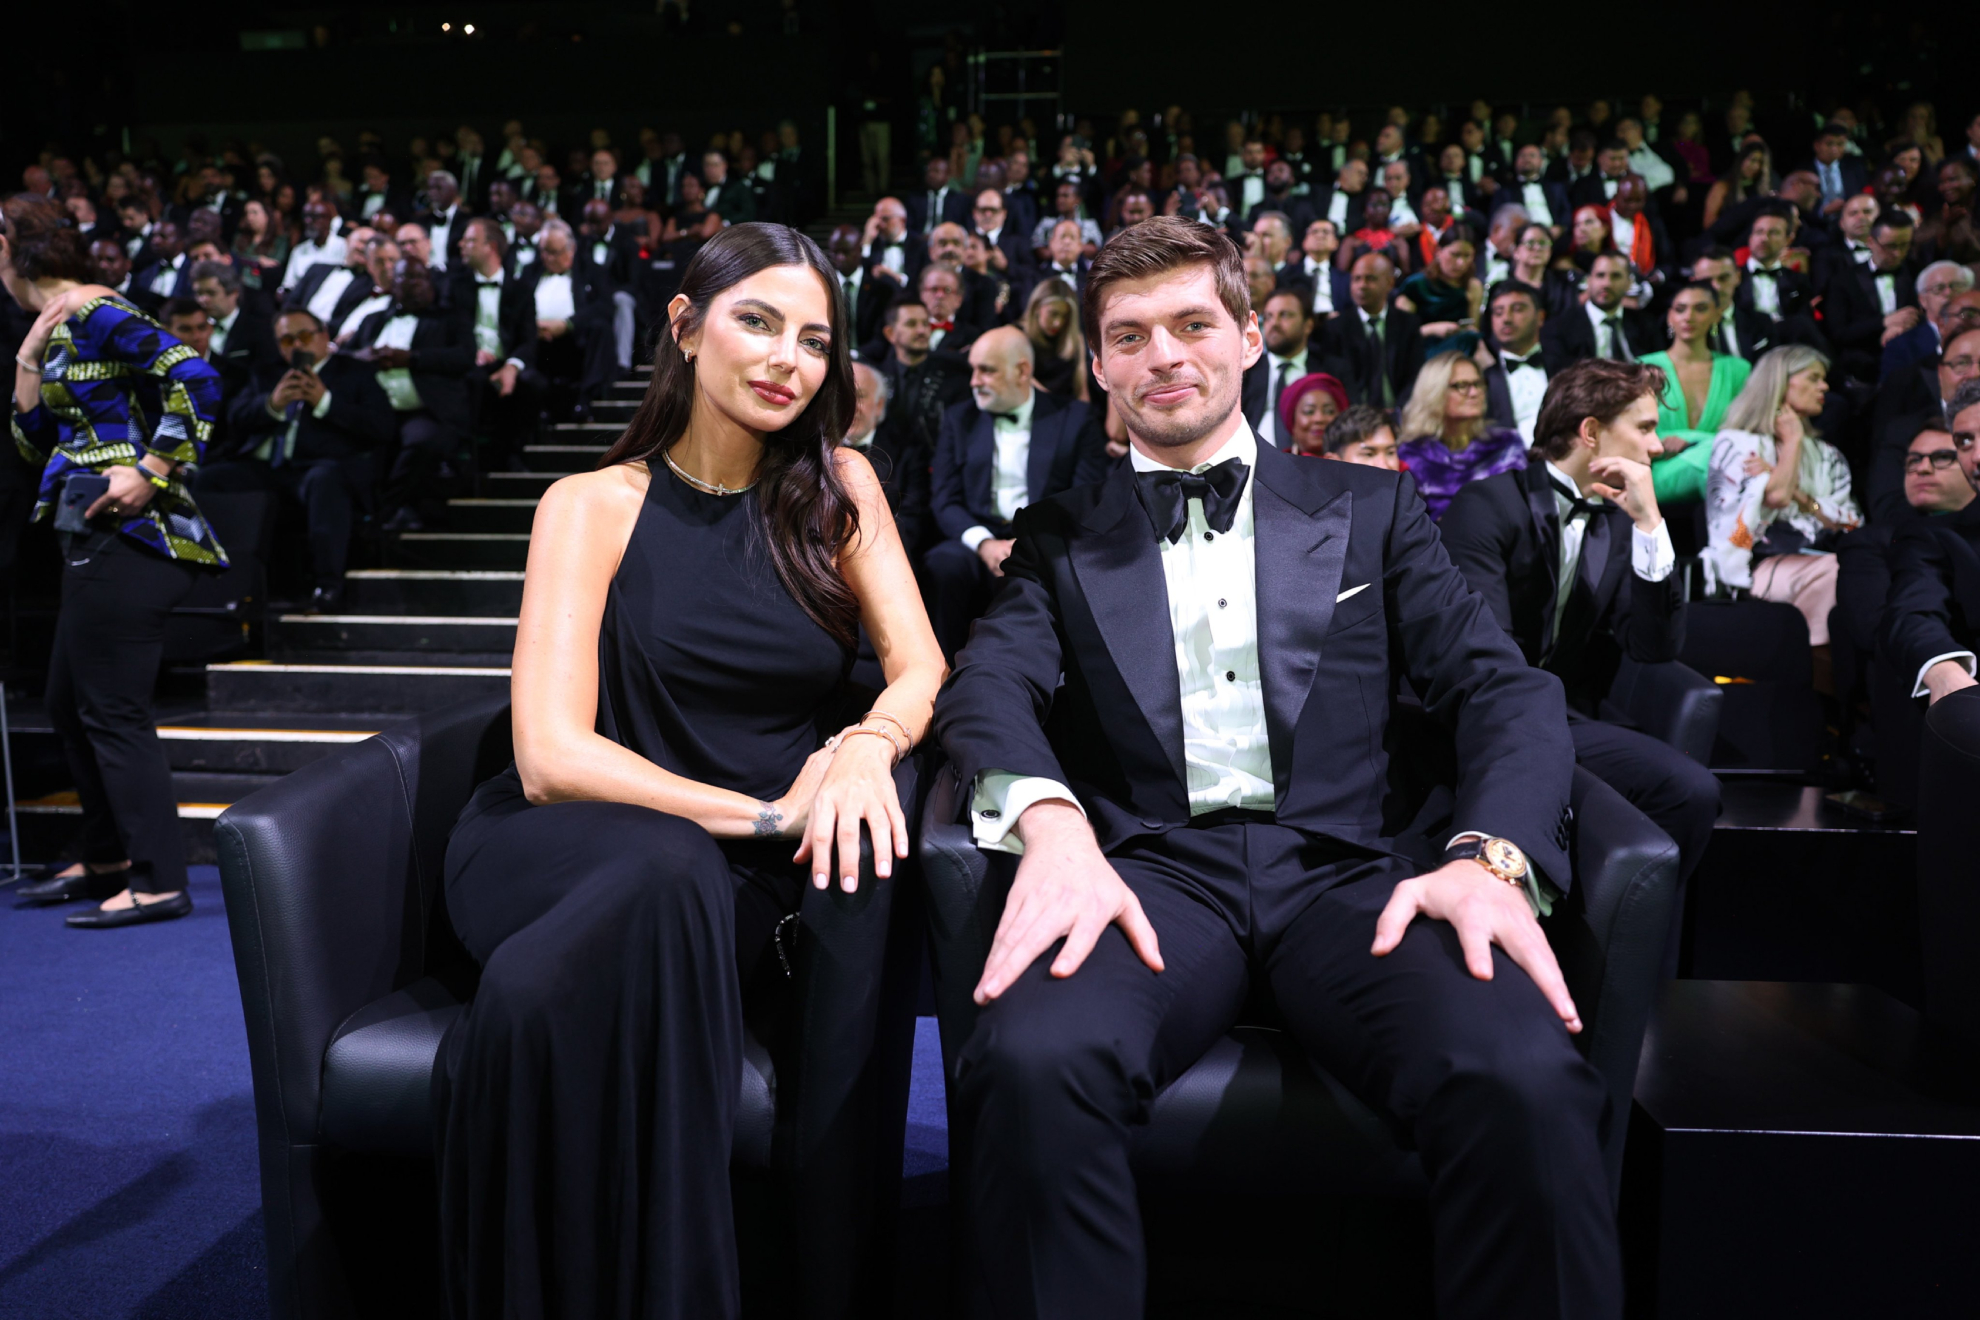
[925,325,1108,656]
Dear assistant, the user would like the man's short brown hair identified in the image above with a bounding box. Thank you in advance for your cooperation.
[1082,215,1250,355]
[1532,358,1667,461]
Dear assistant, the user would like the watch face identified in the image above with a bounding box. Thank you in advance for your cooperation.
[1483,837,1527,878]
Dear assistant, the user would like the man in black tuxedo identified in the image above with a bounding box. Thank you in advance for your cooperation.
[203,308,397,610]
[1823,211,1920,383]
[845,355,930,556]
[933,216,1615,1320]
[1736,204,1817,327]
[349,261,476,531]
[905,157,967,236]
[132,219,190,313]
[925,326,1104,657]
[571,148,625,213]
[191,259,281,404]
[354,157,412,227]
[1275,218,1347,316]
[1867,325,1980,520]
[1805,122,1870,221]
[827,224,896,352]
[454,218,543,470]
[1314,158,1370,236]
[915,261,982,358]
[874,300,971,494]
[417,170,468,273]
[1568,140,1635,211]
[1541,253,1656,374]
[1482,280,1550,445]
[862,198,925,289]
[969,188,1036,283]
[1034,219,1091,294]
[1244,161,1317,237]
[1242,288,1317,448]
[1317,252,1423,407]
[577,198,642,369]
[89,236,136,302]
[285,228,381,344]
[1692,248,1776,363]
[1884,384,1980,710]
[1501,144,1571,233]
[515,219,618,423]
[1442,358,1720,890]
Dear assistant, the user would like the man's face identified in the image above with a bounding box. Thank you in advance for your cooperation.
[166,310,211,357]
[1490,291,1541,351]
[302,202,333,244]
[874,200,906,241]
[1266,161,1293,192]
[846,365,885,442]
[1867,224,1912,272]
[826,226,862,275]
[363,165,388,193]
[151,221,184,259]
[1904,429,1975,512]
[1242,142,1266,172]
[1460,122,1484,152]
[1245,257,1277,310]
[1919,268,1964,320]
[1590,393,1664,466]
[1943,165,1978,208]
[923,158,948,189]
[458,222,493,271]
[1253,216,1289,263]
[1956,403,1980,485]
[1006,152,1030,185]
[1261,293,1311,356]
[1331,424,1400,470]
[968,336,1032,413]
[1938,292,1980,341]
[973,191,1006,234]
[1120,192,1153,226]
[1613,176,1647,218]
[592,151,616,181]
[427,171,458,209]
[538,232,573,274]
[1439,145,1465,177]
[1598,147,1629,178]
[1382,162,1410,198]
[1350,254,1395,311]
[342,226,376,268]
[1839,195,1879,242]
[1092,261,1260,454]
[89,240,130,286]
[702,153,727,185]
[1056,182,1080,215]
[1303,220,1339,260]
[1694,257,1740,306]
[1814,134,1846,165]
[193,276,239,320]
[928,224,967,269]
[1940,330,1980,399]
[488,181,516,214]
[1750,216,1790,263]
[396,224,431,265]
[276,312,329,366]
[1375,126,1402,157]
[919,270,961,321]
[1516,145,1545,178]
[366,241,401,286]
[581,199,611,236]
[885,305,931,357]
[1049,221,1082,267]
[1421,188,1451,223]
[1587,256,1631,310]
[1496,113,1520,141]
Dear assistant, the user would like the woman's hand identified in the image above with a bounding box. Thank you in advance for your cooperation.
[18,289,87,364]
[85,463,162,520]
[1658,434,1689,456]
[1741,451,1770,478]
[794,730,908,892]
[765,742,837,842]
[1773,404,1805,449]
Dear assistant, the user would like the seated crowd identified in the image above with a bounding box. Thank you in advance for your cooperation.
[10,93,1980,800]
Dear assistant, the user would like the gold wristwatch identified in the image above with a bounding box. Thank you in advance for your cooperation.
[1446,836,1530,892]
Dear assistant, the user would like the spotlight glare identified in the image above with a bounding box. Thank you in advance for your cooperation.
[441,21,451,30]
[464,23,475,33]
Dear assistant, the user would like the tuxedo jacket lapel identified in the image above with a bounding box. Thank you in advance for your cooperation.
[1252,449,1350,788]
[1025,393,1058,505]
[1524,465,1561,607]
[1069,469,1187,791]
[966,411,998,520]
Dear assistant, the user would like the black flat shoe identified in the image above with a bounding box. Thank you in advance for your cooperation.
[17,866,132,905]
[66,890,193,929]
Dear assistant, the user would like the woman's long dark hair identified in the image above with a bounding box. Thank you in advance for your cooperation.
[598,223,861,649]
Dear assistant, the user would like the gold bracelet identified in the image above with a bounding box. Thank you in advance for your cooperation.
[835,726,903,763]
[861,708,914,752]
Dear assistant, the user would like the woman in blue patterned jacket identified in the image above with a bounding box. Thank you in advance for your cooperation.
[3,196,226,929]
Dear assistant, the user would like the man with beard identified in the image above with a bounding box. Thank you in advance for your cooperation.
[1242,288,1317,447]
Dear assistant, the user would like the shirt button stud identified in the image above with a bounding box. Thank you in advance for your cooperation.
[980,808,1001,820]
[1225,670,1236,682]
[1204,531,1216,541]
[1218,598,1228,608]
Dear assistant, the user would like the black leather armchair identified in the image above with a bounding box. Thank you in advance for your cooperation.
[1602,657,1722,766]
[1917,689,1980,1044]
[218,694,921,1319]
[920,762,1679,1285]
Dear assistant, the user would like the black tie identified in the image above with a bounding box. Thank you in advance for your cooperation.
[1134,458,1251,545]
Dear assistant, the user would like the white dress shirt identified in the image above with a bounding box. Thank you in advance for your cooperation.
[283,234,349,292]
[972,424,1274,852]
[1873,270,1899,316]
[1610,211,1637,257]
[1747,259,1784,317]
[1298,257,1334,314]
[534,271,576,322]
[1627,146,1675,193]
[1585,301,1635,361]
[1519,180,1555,228]
[959,392,1036,552]
[210,307,240,356]
[373,314,425,411]
[1501,350,1548,446]
[427,206,458,269]
[148,252,185,296]
[1544,461,1675,646]
[305,267,358,329]
[340,290,394,343]
[1256,348,1310,448]
[1327,190,1352,229]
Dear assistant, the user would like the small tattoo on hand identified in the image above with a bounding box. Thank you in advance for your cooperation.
[754,804,784,837]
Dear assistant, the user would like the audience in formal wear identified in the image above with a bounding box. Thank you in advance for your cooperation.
[1398,350,1529,519]
[1278,371,1349,458]
[1887,381,1980,707]
[1638,281,1751,504]
[1318,401,1401,468]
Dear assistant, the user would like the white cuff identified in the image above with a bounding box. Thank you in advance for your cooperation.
[972,771,1084,855]
[311,389,334,419]
[1631,519,1675,582]
[960,525,994,553]
[503,358,525,372]
[1912,652,1977,699]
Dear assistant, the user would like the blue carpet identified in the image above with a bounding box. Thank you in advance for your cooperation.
[1,864,953,1318]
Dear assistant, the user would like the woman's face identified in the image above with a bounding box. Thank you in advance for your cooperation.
[1785,364,1829,418]
[1573,208,1607,251]
[1435,240,1474,283]
[1037,299,1068,337]
[276,184,297,213]
[1516,227,1552,267]
[1667,289,1716,344]
[1739,152,1763,182]
[258,165,277,194]
[674,264,836,437]
[1677,112,1701,140]
[1895,147,1923,180]
[243,200,268,233]
[1291,389,1340,453]
[1363,191,1391,228]
[1906,104,1931,135]
[1444,364,1486,426]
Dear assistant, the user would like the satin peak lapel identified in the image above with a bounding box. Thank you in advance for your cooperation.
[1070,471,1188,791]
[1252,451,1350,781]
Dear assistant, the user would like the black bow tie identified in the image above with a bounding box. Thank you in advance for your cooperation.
[1503,354,1540,372]
[1750,266,1780,279]
[1549,477,1606,519]
[1135,458,1250,545]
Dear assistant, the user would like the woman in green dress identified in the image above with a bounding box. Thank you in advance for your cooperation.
[1638,279,1751,503]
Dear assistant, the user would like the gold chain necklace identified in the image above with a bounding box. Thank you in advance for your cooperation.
[663,447,757,496]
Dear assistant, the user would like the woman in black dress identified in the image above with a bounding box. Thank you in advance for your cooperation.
[435,222,946,1318]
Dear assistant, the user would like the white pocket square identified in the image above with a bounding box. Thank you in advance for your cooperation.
[1336,583,1370,603]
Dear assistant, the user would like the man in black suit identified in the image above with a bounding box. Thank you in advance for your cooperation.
[1317,251,1423,408]
[1867,326,1980,520]
[915,261,982,358]
[1244,162,1317,237]
[1805,122,1870,222]
[827,224,896,352]
[1823,211,1920,383]
[191,259,281,404]
[1540,253,1657,374]
[417,170,468,273]
[1242,287,1317,448]
[925,325,1104,657]
[863,198,925,289]
[1313,158,1370,237]
[845,355,930,556]
[454,218,542,471]
[353,156,412,227]
[1884,384,1980,710]
[1500,144,1571,233]
[933,216,1614,1320]
[1482,280,1550,444]
[285,227,381,344]
[1275,218,1348,316]
[88,235,136,302]
[515,218,617,423]
[577,198,642,368]
[905,157,968,236]
[132,219,190,313]
[1568,140,1636,211]
[874,300,971,495]
[1691,248,1777,364]
[203,308,398,610]
[349,261,475,531]
[1736,204,1817,328]
[1034,219,1091,294]
[570,148,626,214]
[969,188,1036,283]
[1002,149,1042,245]
[1442,358,1720,890]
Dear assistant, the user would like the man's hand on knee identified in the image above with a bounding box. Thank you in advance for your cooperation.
[1371,861,1583,1034]
[973,800,1163,1005]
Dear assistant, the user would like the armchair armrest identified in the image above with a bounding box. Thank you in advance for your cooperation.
[1603,658,1721,765]
[919,762,1019,1075]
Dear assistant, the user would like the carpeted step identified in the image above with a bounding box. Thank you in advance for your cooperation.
[155,715,381,774]
[342,569,525,615]
[523,443,609,473]
[204,661,511,716]
[446,498,539,533]
[386,532,530,569]
[268,613,518,656]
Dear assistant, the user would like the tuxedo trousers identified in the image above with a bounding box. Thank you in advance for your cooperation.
[954,817,1620,1320]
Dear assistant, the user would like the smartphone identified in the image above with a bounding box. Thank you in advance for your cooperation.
[1825,790,1905,824]
[54,472,110,533]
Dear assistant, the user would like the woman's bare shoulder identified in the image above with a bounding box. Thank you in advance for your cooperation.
[533,462,652,553]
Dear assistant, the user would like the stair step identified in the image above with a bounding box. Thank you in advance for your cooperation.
[343,569,525,615]
[486,471,559,497]
[591,397,639,414]
[11,789,226,864]
[523,444,608,473]
[270,613,518,655]
[550,422,626,439]
[448,498,539,533]
[205,661,510,715]
[156,717,380,773]
[388,532,530,569]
